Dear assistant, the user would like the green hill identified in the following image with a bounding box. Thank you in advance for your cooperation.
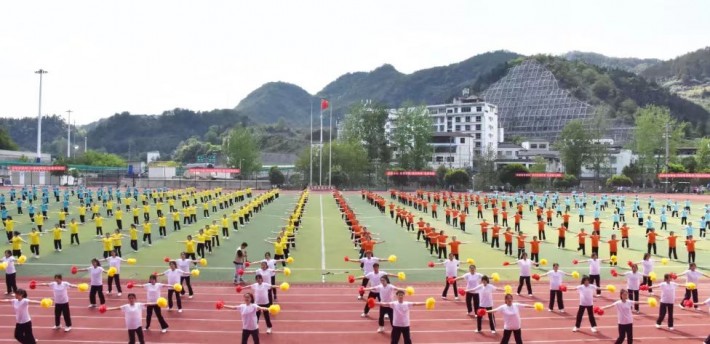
[235,81,317,126]
[563,51,661,74]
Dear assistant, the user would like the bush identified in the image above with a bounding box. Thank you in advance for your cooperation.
[554,174,579,188]
[606,175,633,187]
[444,169,470,188]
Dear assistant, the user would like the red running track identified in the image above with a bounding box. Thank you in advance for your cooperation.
[1,277,709,343]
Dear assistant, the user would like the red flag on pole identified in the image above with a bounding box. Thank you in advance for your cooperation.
[321,99,329,110]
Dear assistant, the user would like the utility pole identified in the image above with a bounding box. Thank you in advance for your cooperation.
[35,69,48,162]
[66,110,72,158]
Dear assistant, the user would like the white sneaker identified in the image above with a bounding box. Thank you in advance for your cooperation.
[64,327,71,332]
[491,330,496,334]
[591,327,597,333]
[88,304,96,308]
[188,295,193,299]
[178,309,183,313]
[52,326,60,330]
[377,326,384,333]
[384,314,389,319]
[357,295,362,300]
[361,313,367,318]
[548,308,553,312]
[117,293,122,296]
[655,324,661,329]
[266,328,272,334]
[560,309,566,313]
[161,328,168,333]
[572,327,579,332]
[441,296,447,300]
[455,297,460,301]
[668,327,674,331]
[474,330,480,333]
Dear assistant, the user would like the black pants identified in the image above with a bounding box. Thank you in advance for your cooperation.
[517,276,532,295]
[128,327,145,344]
[180,276,194,296]
[501,329,522,344]
[30,245,39,256]
[363,292,381,314]
[549,289,564,310]
[668,247,677,259]
[168,289,182,309]
[575,306,597,327]
[378,306,394,326]
[54,239,62,250]
[465,292,480,313]
[143,233,151,245]
[442,278,458,297]
[108,274,122,293]
[558,236,565,248]
[504,242,512,255]
[656,303,674,327]
[642,276,653,293]
[683,288,699,308]
[391,326,411,344]
[89,285,105,305]
[628,289,640,312]
[476,306,495,332]
[688,251,696,263]
[146,305,169,329]
[14,321,36,344]
[256,303,272,328]
[590,274,601,295]
[578,243,586,256]
[70,233,79,245]
[647,243,656,255]
[615,323,632,344]
[159,226,166,237]
[6,272,18,294]
[54,303,72,327]
[130,240,138,251]
[241,329,259,344]
[491,236,499,248]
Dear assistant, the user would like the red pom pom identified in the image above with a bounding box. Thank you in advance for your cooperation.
[559,285,567,292]
[215,301,225,310]
[595,308,604,316]
[627,260,634,267]
[447,277,456,285]
[237,268,245,276]
[98,305,107,314]
[670,273,677,280]
[163,257,170,263]
[572,259,578,265]
[610,269,618,277]
[344,256,350,262]
[683,299,694,308]
[458,287,466,296]
[126,281,135,289]
[236,285,243,293]
[71,266,78,275]
[477,308,487,317]
[348,275,355,284]
[152,271,158,276]
[29,280,36,290]
[245,261,250,268]
[367,298,376,308]
[427,261,435,268]
[503,261,510,266]
[639,284,648,291]
[532,274,540,281]
[358,286,365,296]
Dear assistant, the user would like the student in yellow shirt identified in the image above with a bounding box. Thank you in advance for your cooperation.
[128,224,139,252]
[115,208,123,230]
[202,202,210,218]
[10,231,26,257]
[96,233,114,258]
[78,205,87,224]
[91,203,100,220]
[142,220,153,246]
[106,200,114,217]
[132,207,140,225]
[34,213,44,232]
[94,214,104,237]
[57,210,67,228]
[177,235,197,260]
[171,210,181,231]
[25,228,42,258]
[52,224,67,252]
[190,206,197,224]
[4,217,17,243]
[142,204,151,222]
[111,229,127,257]
[194,229,207,258]
[69,218,80,245]
[221,215,230,239]
[209,221,220,248]
[158,215,167,238]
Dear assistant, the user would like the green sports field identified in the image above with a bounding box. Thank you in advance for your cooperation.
[2,189,710,285]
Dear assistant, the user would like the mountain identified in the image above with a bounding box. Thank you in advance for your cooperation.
[640,47,710,112]
[235,82,317,126]
[563,51,661,74]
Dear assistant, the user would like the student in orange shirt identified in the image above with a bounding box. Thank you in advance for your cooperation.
[491,225,501,249]
[431,203,438,219]
[437,231,449,259]
[388,202,395,219]
[427,230,440,256]
[501,210,509,227]
[448,236,469,261]
[562,212,570,230]
[535,207,543,222]
[666,231,679,260]
[479,220,490,243]
[504,228,514,256]
[620,223,630,248]
[590,231,601,257]
[685,235,698,263]
[514,213,522,232]
[577,229,588,256]
[592,218,602,236]
[516,233,527,259]
[423,225,433,251]
[545,209,553,226]
[459,212,467,232]
[416,220,427,242]
[445,208,451,225]
[452,209,459,228]
[529,236,541,263]
[557,225,569,249]
[492,207,499,225]
[607,234,619,266]
[537,220,546,241]
[645,228,661,255]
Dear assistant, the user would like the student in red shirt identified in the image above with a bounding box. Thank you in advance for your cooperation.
[590,231,601,256]
[607,234,619,266]
[492,207,500,225]
[501,210,509,227]
[537,220,546,240]
[431,203,438,219]
[557,225,569,249]
[491,225,501,249]
[514,214,522,232]
[686,236,698,263]
[448,236,469,261]
[577,229,588,256]
[620,223,630,248]
[529,237,541,263]
[437,231,449,259]
[504,228,514,256]
[459,212,467,232]
[562,212,570,229]
[516,233,527,259]
[645,228,661,255]
[545,209,553,226]
[666,231,678,260]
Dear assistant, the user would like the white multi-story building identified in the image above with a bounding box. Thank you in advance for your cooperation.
[385,92,503,169]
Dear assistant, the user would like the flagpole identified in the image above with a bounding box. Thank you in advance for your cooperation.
[309,99,313,187]
[319,100,323,186]
[328,104,332,188]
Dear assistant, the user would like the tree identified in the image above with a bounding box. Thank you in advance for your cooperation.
[390,104,433,170]
[444,169,470,189]
[499,164,530,188]
[294,141,369,187]
[223,127,262,178]
[0,127,19,150]
[554,174,579,188]
[695,137,710,170]
[435,165,448,188]
[340,102,391,183]
[606,175,633,187]
[584,113,611,184]
[268,166,285,186]
[173,137,220,164]
[681,156,698,173]
[529,156,548,189]
[622,163,642,186]
[472,147,498,191]
[556,120,592,177]
[630,106,686,186]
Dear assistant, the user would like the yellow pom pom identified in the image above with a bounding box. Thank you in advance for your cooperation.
[200,258,208,267]
[286,257,294,264]
[606,284,616,293]
[491,273,500,282]
[649,272,657,282]
[405,286,415,296]
[173,283,183,292]
[280,282,290,291]
[648,297,658,307]
[40,298,53,308]
[686,282,696,290]
[268,304,281,315]
[533,302,544,311]
[539,258,548,266]
[77,283,89,292]
[17,255,27,264]
[425,297,436,310]
[0,262,7,271]
[572,271,580,279]
[661,258,669,265]
[156,297,168,308]
[388,255,397,263]
[107,267,117,277]
[283,267,292,276]
[191,269,200,277]
[610,255,618,263]
[397,272,406,281]
[126,258,137,265]
[504,285,513,295]
[466,258,475,265]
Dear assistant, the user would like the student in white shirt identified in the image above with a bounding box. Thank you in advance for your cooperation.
[636,253,658,294]
[489,293,534,344]
[346,250,383,300]
[542,263,571,312]
[578,253,609,296]
[106,293,148,344]
[600,289,638,344]
[142,274,169,332]
[101,250,126,296]
[0,288,40,344]
[242,274,279,334]
[573,275,599,333]
[622,264,643,313]
[434,253,460,300]
[456,264,483,316]
[253,252,286,302]
[221,292,269,344]
[467,275,498,333]
[2,250,18,295]
[175,252,200,298]
[158,261,190,312]
[355,263,397,317]
[655,273,679,330]
[677,262,709,309]
[516,252,539,296]
[380,290,425,344]
[77,258,106,307]
[364,275,405,333]
[40,274,77,332]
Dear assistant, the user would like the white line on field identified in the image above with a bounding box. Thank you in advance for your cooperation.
[320,194,326,283]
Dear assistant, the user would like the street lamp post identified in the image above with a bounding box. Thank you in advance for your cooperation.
[239,159,244,189]
[66,110,72,158]
[34,69,48,162]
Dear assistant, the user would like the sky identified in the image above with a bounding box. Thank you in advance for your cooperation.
[1,0,708,125]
